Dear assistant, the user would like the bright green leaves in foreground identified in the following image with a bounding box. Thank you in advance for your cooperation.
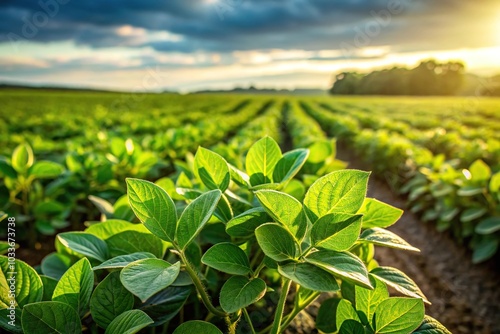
[219,276,267,313]
[246,136,282,185]
[201,243,251,275]
[0,257,43,309]
[126,178,177,243]
[255,223,299,262]
[194,147,231,191]
[22,301,82,334]
[304,170,370,222]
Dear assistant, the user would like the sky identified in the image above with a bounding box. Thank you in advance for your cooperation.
[0,0,499,92]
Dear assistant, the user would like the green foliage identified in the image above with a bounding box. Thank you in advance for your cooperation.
[1,138,448,333]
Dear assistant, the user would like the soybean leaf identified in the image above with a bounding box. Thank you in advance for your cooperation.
[359,228,420,252]
[93,252,156,271]
[374,297,424,334]
[469,159,491,182]
[176,189,222,250]
[28,161,64,179]
[228,164,250,188]
[219,276,266,313]
[354,276,389,326]
[305,249,372,289]
[201,243,251,275]
[140,286,191,325]
[194,147,230,191]
[311,213,362,251]
[255,223,299,262]
[88,195,114,218]
[127,178,177,242]
[472,237,499,264]
[120,259,180,302]
[52,258,94,317]
[460,207,487,223]
[22,301,81,334]
[106,231,164,259]
[336,299,361,331]
[316,298,342,333]
[490,172,500,192]
[12,143,34,173]
[304,170,370,222]
[173,321,223,334]
[339,320,365,334]
[85,219,149,240]
[214,194,233,223]
[0,256,43,308]
[246,136,282,185]
[475,217,500,234]
[0,160,16,179]
[90,272,134,329]
[370,267,429,304]
[226,207,269,238]
[57,232,109,262]
[105,309,153,334]
[278,262,339,292]
[40,275,58,301]
[413,315,452,334]
[255,190,307,241]
[358,198,403,229]
[41,253,72,280]
[273,149,309,183]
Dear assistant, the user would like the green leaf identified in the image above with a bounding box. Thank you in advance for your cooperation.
[126,178,177,242]
[374,297,424,334]
[93,252,156,271]
[105,309,153,334]
[278,262,339,292]
[120,259,180,302]
[41,253,72,280]
[0,256,43,308]
[140,286,191,325]
[52,258,94,317]
[219,276,266,313]
[469,159,491,182]
[28,161,64,179]
[246,136,282,185]
[176,189,221,250]
[226,207,269,238]
[12,143,34,173]
[201,243,251,275]
[370,267,429,304]
[228,164,250,188]
[22,301,81,334]
[173,321,223,334]
[359,228,419,252]
[472,237,499,264]
[339,320,365,334]
[88,195,114,218]
[311,213,362,251]
[106,231,164,259]
[255,190,307,241]
[358,198,403,229]
[489,172,500,192]
[40,275,58,301]
[457,186,483,197]
[475,217,500,234]
[305,249,372,289]
[304,170,370,222]
[57,232,109,262]
[413,315,452,334]
[194,147,230,191]
[272,149,309,183]
[0,308,23,333]
[460,207,487,223]
[85,219,148,240]
[90,272,134,329]
[316,298,342,333]
[214,194,233,223]
[354,276,389,326]
[336,299,361,331]
[0,160,17,179]
[255,223,299,262]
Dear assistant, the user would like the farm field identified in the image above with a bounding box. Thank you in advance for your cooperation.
[1,89,499,333]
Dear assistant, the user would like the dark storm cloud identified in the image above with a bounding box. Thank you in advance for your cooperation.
[0,0,497,53]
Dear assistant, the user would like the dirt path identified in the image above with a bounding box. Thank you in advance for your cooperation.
[337,148,500,334]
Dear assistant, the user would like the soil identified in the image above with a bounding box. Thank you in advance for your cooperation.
[335,147,500,334]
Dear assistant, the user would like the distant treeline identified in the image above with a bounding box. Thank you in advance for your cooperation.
[330,60,465,96]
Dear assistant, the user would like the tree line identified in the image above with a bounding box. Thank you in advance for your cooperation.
[330,60,465,96]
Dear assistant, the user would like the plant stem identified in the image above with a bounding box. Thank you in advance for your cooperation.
[243,308,256,334]
[253,259,266,278]
[279,291,321,331]
[270,278,291,334]
[178,251,227,318]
